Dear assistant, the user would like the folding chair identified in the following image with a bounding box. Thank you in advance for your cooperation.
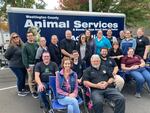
[48,76,89,113]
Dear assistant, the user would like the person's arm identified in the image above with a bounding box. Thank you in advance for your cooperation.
[139,59,145,67]
[4,46,15,60]
[121,64,132,71]
[107,77,114,85]
[113,66,119,75]
[143,45,150,60]
[35,64,45,92]
[132,39,137,49]
[22,45,29,69]
[61,49,74,58]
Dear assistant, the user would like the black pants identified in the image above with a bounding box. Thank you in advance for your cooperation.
[91,88,125,113]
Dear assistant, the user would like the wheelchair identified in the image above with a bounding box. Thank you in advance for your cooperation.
[46,76,89,113]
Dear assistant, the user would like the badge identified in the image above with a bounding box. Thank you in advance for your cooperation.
[139,39,142,42]
[103,70,106,74]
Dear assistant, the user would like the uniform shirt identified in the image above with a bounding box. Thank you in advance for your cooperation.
[60,38,76,55]
[121,55,142,67]
[135,35,150,57]
[100,57,117,74]
[35,61,59,82]
[82,65,114,90]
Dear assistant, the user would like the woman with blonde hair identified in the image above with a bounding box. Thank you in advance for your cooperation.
[5,32,28,96]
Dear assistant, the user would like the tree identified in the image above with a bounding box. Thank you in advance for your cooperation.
[58,0,150,28]
[0,0,46,17]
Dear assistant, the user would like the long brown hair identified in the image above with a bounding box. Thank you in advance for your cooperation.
[9,32,23,47]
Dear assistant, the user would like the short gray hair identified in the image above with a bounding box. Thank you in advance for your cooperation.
[91,54,100,61]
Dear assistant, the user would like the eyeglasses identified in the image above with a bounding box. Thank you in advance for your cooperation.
[12,36,19,39]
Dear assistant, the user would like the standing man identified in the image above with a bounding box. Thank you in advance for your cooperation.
[82,55,125,113]
[60,30,76,58]
[35,51,59,113]
[22,31,39,98]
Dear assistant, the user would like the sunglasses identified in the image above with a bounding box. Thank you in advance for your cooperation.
[12,36,19,39]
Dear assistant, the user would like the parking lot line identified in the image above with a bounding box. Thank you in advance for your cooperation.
[0,85,16,91]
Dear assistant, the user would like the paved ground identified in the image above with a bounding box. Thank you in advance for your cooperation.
[0,68,150,113]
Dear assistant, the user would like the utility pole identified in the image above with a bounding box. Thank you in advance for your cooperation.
[89,0,92,12]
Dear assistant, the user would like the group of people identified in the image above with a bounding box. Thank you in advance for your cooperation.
[4,27,150,113]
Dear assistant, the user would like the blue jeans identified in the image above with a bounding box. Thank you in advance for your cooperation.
[128,67,150,93]
[58,96,80,113]
[38,82,50,109]
[10,67,26,92]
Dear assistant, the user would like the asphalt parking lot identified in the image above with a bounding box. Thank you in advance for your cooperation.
[0,68,150,113]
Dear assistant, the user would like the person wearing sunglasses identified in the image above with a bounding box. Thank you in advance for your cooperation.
[5,32,29,96]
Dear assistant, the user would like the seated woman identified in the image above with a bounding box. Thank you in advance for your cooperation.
[121,48,150,98]
[108,41,124,68]
[56,57,80,113]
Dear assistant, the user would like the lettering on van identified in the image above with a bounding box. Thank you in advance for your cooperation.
[24,19,118,30]
[74,20,118,29]
[24,19,70,28]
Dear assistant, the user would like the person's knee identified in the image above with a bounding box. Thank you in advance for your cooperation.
[115,75,125,91]
[116,94,125,104]
[136,77,145,84]
[71,98,78,105]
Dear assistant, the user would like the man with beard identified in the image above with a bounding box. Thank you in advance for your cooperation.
[82,54,125,113]
[100,48,124,91]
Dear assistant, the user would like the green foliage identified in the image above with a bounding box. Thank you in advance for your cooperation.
[59,0,150,28]
[0,0,46,18]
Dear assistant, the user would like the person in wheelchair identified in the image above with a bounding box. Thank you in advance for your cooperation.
[35,51,59,113]
[82,54,125,113]
[121,47,150,98]
[56,57,80,113]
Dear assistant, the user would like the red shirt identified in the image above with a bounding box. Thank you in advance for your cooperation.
[121,55,142,67]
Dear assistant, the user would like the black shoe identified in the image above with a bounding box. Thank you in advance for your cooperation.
[18,91,27,97]
[32,92,38,99]
[22,89,30,94]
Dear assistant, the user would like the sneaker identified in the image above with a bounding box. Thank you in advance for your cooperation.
[135,93,141,98]
[18,91,27,97]
[32,92,38,99]
[22,89,30,94]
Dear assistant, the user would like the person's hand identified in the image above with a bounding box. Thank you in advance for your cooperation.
[38,83,45,92]
[96,81,108,89]
[26,67,31,73]
[69,93,76,98]
[131,65,139,70]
